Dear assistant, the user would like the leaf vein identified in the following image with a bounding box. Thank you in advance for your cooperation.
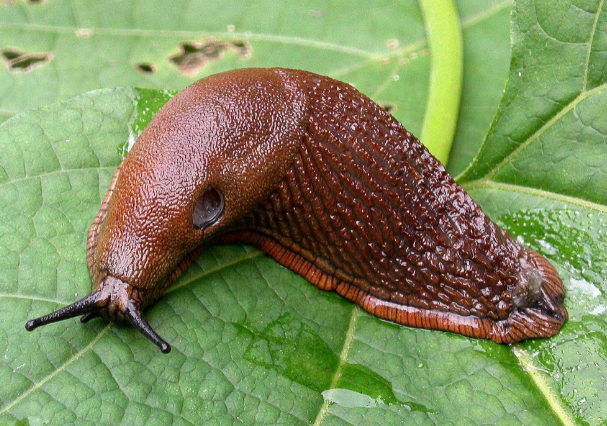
[0,166,117,189]
[463,179,607,213]
[460,0,512,28]
[311,308,361,426]
[164,250,264,295]
[476,81,607,181]
[0,324,111,416]
[583,0,606,90]
[512,347,576,426]
[0,23,376,58]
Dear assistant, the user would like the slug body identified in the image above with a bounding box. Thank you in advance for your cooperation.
[26,68,567,353]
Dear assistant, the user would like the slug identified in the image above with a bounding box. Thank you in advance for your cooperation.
[25,68,567,353]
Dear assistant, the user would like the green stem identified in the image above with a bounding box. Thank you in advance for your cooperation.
[419,0,463,165]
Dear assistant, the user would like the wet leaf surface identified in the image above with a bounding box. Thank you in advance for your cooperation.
[2,1,603,425]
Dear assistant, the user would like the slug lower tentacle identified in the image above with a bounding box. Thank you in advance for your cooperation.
[26,68,567,353]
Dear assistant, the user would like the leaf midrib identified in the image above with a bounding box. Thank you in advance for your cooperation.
[312,309,361,426]
[0,22,384,58]
[513,347,576,426]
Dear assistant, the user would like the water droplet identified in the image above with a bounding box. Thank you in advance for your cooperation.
[322,388,383,408]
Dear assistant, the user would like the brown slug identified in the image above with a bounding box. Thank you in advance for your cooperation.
[25,68,567,353]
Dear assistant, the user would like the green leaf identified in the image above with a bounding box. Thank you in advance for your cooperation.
[0,0,510,164]
[456,0,607,424]
[448,1,512,175]
[8,1,606,425]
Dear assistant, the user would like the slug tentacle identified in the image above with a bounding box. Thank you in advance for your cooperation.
[25,291,103,331]
[25,68,567,353]
[124,302,171,354]
[27,275,171,353]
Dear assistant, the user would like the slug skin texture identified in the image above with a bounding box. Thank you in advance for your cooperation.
[26,68,567,353]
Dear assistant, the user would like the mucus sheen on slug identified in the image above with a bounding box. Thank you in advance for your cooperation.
[25,68,567,353]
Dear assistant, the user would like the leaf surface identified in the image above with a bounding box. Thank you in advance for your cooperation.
[4,1,602,426]
[458,0,607,424]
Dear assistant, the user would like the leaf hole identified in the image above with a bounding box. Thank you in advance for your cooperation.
[377,101,397,114]
[135,62,156,75]
[168,39,251,76]
[2,48,21,61]
[2,48,52,72]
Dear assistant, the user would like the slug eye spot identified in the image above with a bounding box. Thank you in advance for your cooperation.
[193,187,224,230]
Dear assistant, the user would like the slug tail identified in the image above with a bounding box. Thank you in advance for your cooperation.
[221,231,566,343]
[220,70,567,343]
[492,249,567,343]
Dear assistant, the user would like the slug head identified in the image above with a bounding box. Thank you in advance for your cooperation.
[26,69,308,353]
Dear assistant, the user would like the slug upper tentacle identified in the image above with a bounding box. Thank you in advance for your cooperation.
[26,68,567,353]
